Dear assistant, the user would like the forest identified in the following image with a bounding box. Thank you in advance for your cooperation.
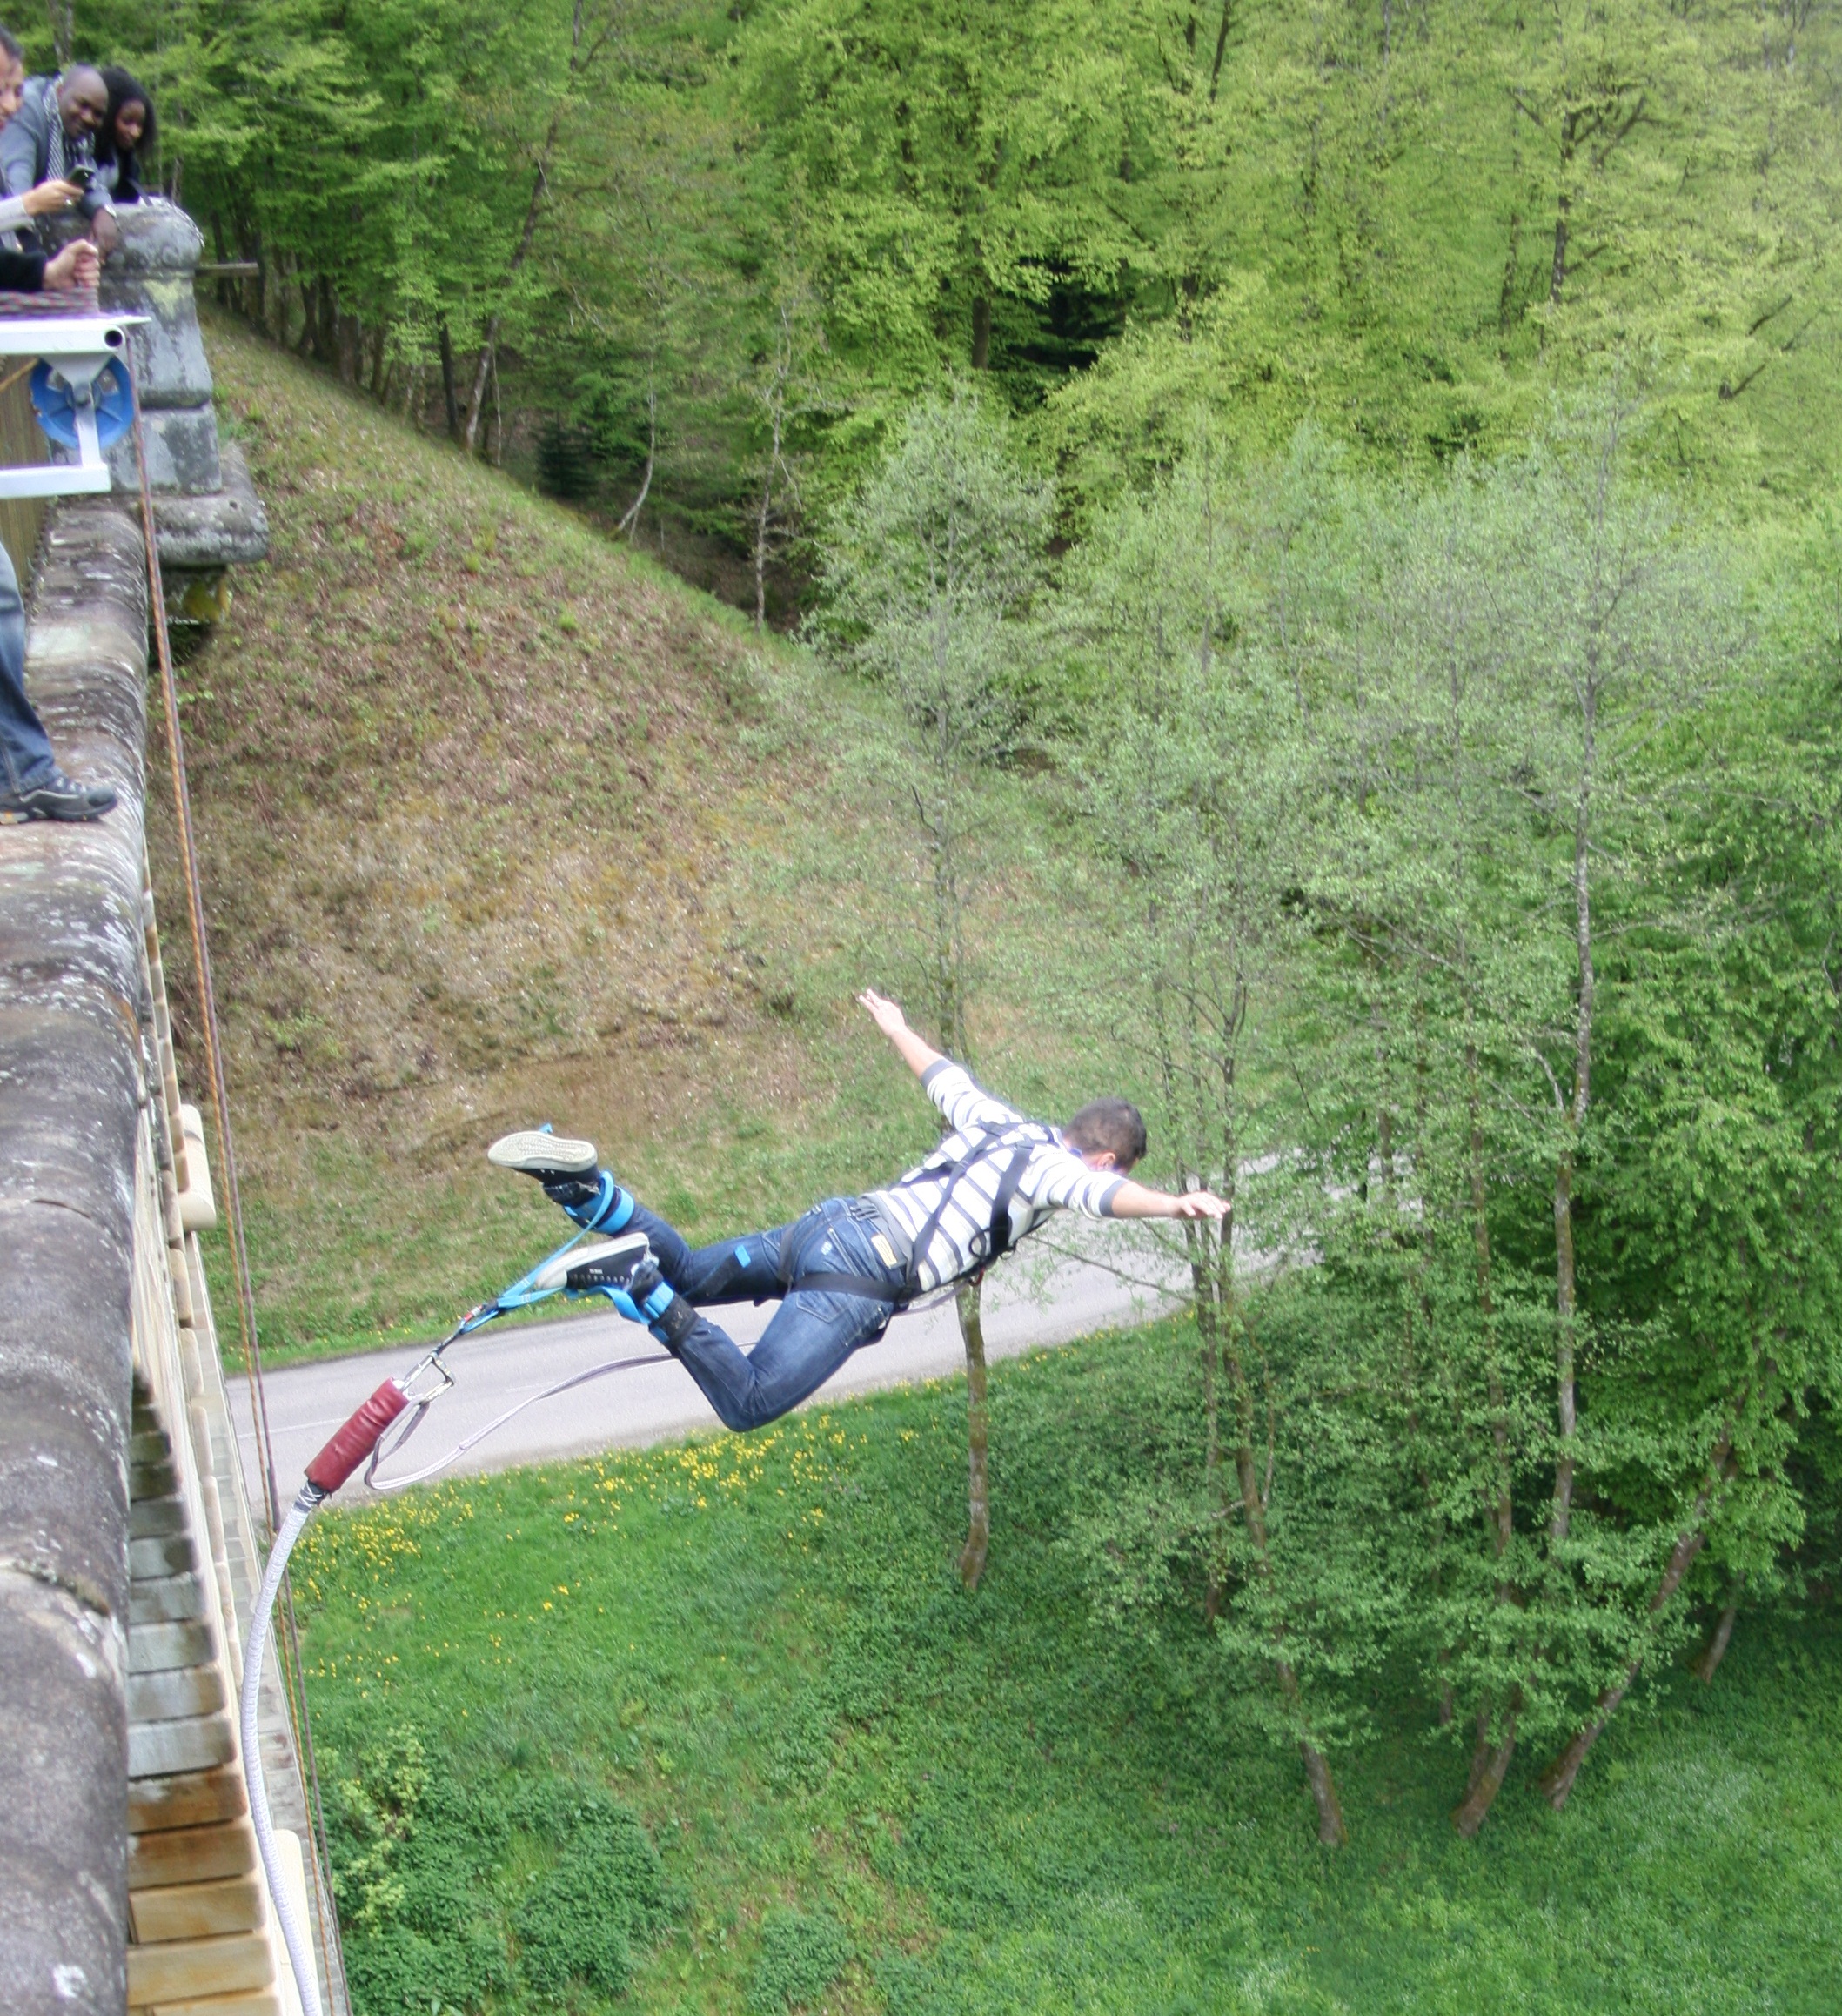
[72,0,1842,602]
[85,0,1842,1999]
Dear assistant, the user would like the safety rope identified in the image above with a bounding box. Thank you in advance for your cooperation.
[128,361,350,2016]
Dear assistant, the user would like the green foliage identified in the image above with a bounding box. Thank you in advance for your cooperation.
[76,0,1842,586]
[318,1719,670,2013]
[747,1907,852,2014]
[296,1342,1842,2013]
[813,389,1050,1049]
[510,1780,671,1998]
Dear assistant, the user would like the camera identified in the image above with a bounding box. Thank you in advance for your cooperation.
[67,164,94,191]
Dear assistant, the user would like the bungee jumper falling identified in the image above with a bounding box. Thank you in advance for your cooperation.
[488,988,1233,1433]
[246,988,1229,2015]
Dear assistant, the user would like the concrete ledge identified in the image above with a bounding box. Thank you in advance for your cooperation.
[0,499,151,2016]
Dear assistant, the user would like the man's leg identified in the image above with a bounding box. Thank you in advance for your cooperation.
[0,538,55,796]
[486,1130,802,1306]
[559,1201,905,1432]
[655,1288,890,1434]
[0,538,117,819]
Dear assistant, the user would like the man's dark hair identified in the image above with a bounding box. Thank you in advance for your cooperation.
[0,28,23,63]
[1063,1098,1147,1171]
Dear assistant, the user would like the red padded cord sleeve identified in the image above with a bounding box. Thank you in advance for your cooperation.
[305,1380,409,1493]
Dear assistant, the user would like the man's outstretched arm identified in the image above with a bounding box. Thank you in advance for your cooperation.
[858,989,945,1082]
[1105,1179,1230,1221]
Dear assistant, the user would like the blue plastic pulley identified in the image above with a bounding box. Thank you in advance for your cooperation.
[30,357,135,451]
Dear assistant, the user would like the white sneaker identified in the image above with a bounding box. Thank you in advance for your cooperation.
[487,1129,599,1181]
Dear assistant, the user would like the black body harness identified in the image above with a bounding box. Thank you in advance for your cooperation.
[778,1121,1056,1309]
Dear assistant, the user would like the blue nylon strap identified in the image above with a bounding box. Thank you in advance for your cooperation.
[566,1171,634,1233]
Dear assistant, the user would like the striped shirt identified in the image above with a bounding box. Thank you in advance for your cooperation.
[868,1062,1125,1294]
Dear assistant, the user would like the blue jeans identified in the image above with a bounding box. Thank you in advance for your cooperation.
[617,1195,907,1433]
[0,538,53,793]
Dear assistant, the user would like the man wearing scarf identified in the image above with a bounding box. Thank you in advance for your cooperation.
[0,64,119,254]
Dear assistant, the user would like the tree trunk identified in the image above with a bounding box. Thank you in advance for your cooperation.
[438,321,461,443]
[1227,1348,1345,1846]
[1498,207,1523,333]
[369,324,388,399]
[969,297,991,371]
[46,0,73,70]
[615,382,658,538]
[753,464,772,633]
[1549,112,1578,306]
[336,311,361,385]
[1540,1440,1732,1808]
[1551,738,1595,1548]
[1296,1720,1348,1846]
[317,276,337,365]
[957,1279,991,1590]
[463,329,497,454]
[1692,1585,1742,1684]
[1187,1221,1229,1622]
[1452,1696,1519,1837]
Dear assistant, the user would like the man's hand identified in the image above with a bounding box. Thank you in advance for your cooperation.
[859,988,945,1082]
[857,989,909,1041]
[1169,1189,1230,1220]
[23,179,79,218]
[43,239,98,291]
[90,210,121,256]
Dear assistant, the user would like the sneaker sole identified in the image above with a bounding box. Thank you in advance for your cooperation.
[487,1129,599,1177]
[533,1230,651,1295]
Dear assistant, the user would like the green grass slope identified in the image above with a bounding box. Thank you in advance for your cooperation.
[298,1325,1842,2016]
[162,322,1083,1364]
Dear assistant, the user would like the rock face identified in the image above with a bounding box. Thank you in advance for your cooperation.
[97,199,268,614]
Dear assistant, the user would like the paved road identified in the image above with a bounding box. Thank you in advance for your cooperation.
[231,1237,1186,1508]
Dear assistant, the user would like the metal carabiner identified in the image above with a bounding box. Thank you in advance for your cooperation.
[398,1349,458,1406]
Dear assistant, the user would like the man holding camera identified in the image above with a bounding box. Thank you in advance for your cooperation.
[0,59,118,254]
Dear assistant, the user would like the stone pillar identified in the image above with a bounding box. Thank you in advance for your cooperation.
[97,200,268,621]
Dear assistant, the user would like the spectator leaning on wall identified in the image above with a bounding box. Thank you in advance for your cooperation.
[0,60,119,255]
[0,27,113,822]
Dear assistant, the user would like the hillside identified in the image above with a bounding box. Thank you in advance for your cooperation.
[156,322,1082,1363]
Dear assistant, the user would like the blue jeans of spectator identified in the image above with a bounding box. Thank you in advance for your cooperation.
[618,1195,905,1433]
[0,538,53,793]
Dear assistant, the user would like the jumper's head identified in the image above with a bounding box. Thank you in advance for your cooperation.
[1063,1098,1147,1175]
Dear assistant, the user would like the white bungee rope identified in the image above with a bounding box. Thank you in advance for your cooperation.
[242,1224,667,2014]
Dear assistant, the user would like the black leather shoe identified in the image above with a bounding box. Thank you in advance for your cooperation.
[0,769,117,820]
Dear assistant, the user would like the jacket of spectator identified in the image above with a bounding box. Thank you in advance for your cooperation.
[0,74,113,236]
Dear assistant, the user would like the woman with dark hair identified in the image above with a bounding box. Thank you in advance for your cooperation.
[97,66,152,203]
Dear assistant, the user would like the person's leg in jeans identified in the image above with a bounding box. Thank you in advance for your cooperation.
[0,537,54,795]
[664,1284,893,1432]
[487,1135,901,1429]
[0,537,116,819]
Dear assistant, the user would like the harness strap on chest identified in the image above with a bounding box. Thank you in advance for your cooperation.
[898,1122,1050,1300]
